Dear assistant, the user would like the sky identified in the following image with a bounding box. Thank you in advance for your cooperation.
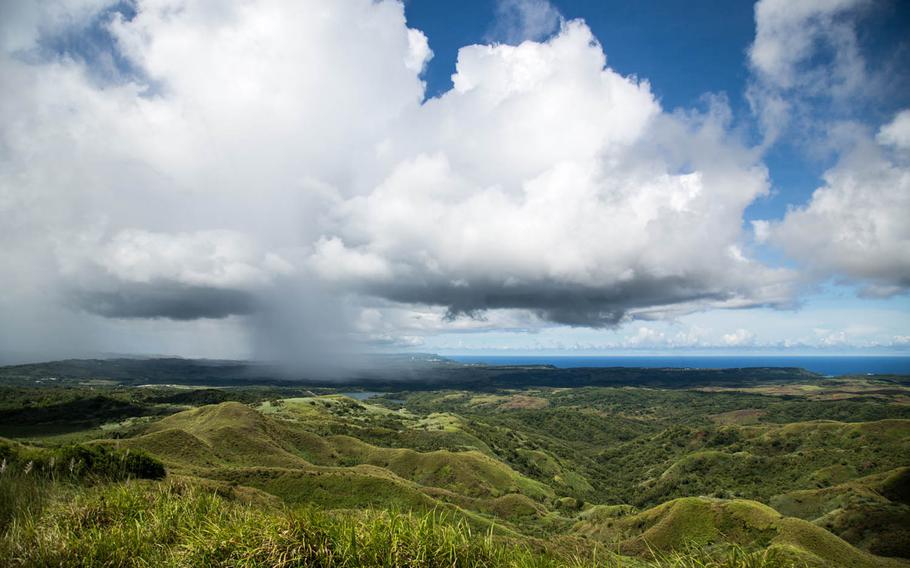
[0,0,908,364]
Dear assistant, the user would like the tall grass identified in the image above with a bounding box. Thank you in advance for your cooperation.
[0,472,48,533]
[0,439,165,484]
[0,478,805,568]
[647,544,804,568]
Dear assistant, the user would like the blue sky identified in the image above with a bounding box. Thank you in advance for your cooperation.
[0,0,907,362]
[408,0,758,106]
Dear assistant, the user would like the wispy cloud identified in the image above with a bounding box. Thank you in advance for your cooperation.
[486,0,563,44]
[747,0,871,145]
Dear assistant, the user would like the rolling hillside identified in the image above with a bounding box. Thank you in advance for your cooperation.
[2,375,908,567]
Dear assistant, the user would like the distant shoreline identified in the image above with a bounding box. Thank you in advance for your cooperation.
[448,355,910,376]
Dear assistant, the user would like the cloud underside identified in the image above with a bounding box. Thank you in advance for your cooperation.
[0,0,906,358]
[368,276,761,327]
[72,284,257,320]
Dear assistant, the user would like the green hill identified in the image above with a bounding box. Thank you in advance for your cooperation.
[4,476,826,568]
[630,419,910,507]
[572,496,907,567]
[113,401,553,512]
[2,378,908,567]
[770,467,910,557]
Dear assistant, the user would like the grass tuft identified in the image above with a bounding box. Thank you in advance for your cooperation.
[0,478,812,568]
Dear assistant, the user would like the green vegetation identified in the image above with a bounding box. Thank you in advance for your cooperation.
[1,360,908,566]
[770,467,910,558]
[0,438,164,535]
[2,477,818,568]
[0,438,164,483]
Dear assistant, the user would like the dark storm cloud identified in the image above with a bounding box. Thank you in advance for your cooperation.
[72,283,258,320]
[365,274,767,328]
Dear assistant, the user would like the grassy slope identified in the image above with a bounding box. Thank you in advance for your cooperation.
[0,477,824,568]
[770,467,910,558]
[571,496,907,568]
[400,387,910,509]
[634,420,910,506]
[4,381,908,567]
[109,401,555,530]
[100,398,908,565]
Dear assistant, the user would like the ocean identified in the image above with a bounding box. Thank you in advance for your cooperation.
[447,355,910,376]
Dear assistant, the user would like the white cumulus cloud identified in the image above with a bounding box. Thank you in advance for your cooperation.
[722,328,756,347]
[761,111,910,297]
[312,22,796,325]
[0,0,804,361]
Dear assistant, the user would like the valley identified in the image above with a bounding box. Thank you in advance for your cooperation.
[1,359,908,567]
